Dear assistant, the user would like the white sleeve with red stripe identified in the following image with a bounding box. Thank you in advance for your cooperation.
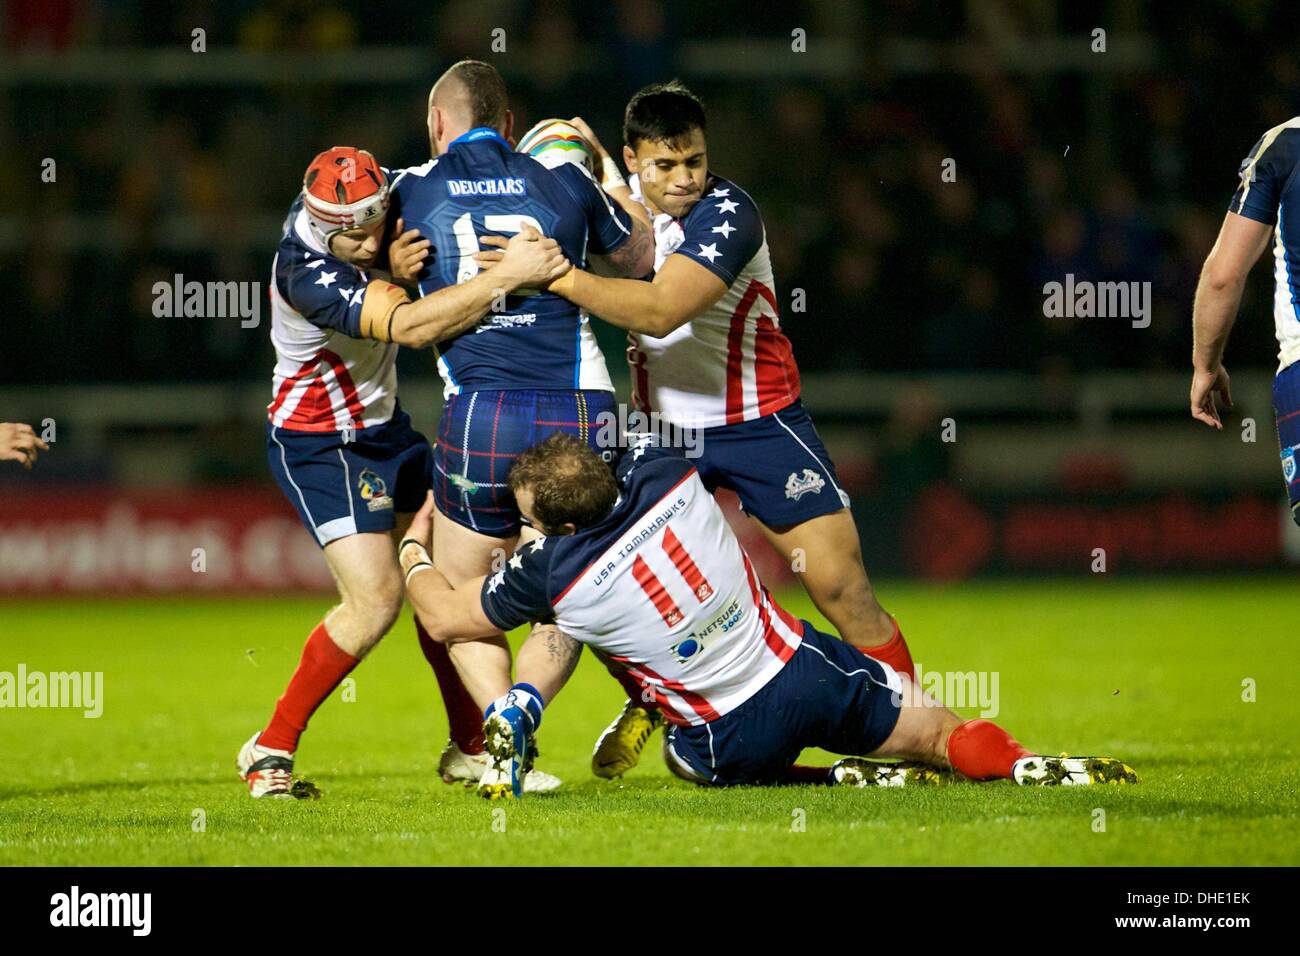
[267,243,399,432]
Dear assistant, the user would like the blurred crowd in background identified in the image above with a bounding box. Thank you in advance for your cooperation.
[4,0,1299,387]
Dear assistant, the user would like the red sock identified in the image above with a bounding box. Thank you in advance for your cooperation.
[415,619,485,754]
[946,719,1033,780]
[259,622,359,753]
[858,617,915,680]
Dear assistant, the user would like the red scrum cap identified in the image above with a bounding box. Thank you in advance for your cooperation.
[301,147,389,246]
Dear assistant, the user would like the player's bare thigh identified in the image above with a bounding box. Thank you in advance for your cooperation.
[755,510,893,645]
[868,675,963,765]
[432,505,520,585]
[320,529,406,658]
[429,506,520,705]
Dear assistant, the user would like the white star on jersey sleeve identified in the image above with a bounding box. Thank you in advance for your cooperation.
[671,179,763,285]
[480,541,554,631]
[276,240,369,338]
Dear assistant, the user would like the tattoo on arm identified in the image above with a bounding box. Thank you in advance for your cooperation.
[603,219,653,277]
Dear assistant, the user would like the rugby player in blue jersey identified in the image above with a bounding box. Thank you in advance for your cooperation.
[386,60,653,794]
[1192,117,1300,527]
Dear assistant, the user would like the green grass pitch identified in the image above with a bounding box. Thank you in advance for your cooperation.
[1,578,1297,866]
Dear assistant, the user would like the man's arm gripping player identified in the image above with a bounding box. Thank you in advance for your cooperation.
[544,118,721,336]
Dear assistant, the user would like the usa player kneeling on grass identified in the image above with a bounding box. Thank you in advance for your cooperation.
[400,433,1138,795]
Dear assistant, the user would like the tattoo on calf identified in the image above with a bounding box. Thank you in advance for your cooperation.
[536,625,583,683]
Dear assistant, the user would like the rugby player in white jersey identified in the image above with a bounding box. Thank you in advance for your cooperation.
[397,433,1138,795]
[539,83,915,776]
[236,146,567,797]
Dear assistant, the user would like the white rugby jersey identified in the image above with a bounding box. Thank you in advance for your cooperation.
[267,196,401,432]
[626,174,801,430]
[1229,117,1300,372]
[479,438,804,725]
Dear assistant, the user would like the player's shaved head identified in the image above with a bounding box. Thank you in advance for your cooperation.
[431,59,509,131]
[509,433,618,535]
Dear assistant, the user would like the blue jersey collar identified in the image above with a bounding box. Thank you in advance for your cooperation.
[450,127,511,150]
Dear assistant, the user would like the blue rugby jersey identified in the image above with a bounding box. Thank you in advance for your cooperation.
[391,128,633,396]
[1229,117,1300,372]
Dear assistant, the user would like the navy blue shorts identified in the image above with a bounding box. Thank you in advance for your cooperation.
[664,623,902,786]
[694,400,850,528]
[267,406,433,547]
[1275,361,1300,526]
[434,388,617,538]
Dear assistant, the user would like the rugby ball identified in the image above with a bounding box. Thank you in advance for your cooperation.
[517,119,595,174]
